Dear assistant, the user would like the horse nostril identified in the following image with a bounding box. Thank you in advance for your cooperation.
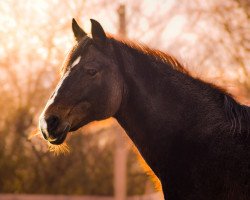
[45,115,60,132]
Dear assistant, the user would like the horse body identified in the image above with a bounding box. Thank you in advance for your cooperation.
[39,19,250,200]
[112,40,250,199]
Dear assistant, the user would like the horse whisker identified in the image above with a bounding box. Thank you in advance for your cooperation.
[47,142,70,156]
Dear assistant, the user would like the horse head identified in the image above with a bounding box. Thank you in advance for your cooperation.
[39,19,124,144]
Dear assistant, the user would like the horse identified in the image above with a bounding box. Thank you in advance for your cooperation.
[39,18,250,200]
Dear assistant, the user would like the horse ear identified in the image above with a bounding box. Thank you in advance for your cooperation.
[90,19,106,46]
[72,18,87,42]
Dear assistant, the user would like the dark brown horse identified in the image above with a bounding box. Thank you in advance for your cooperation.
[39,19,250,200]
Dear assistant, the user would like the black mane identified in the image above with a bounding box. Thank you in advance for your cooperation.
[224,95,250,136]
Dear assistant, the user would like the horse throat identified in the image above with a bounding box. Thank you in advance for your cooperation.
[113,47,185,177]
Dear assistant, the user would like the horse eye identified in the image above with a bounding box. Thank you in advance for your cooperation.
[86,68,98,76]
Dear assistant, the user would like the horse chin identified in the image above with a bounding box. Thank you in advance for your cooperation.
[69,127,79,132]
[69,124,85,132]
[69,119,92,132]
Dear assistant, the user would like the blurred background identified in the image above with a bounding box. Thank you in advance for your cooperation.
[0,0,249,200]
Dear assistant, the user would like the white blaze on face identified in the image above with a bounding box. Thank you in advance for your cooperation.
[44,70,70,110]
[71,56,81,68]
[43,56,82,110]
[39,117,48,137]
[39,56,82,136]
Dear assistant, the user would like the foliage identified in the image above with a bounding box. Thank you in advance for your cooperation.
[0,119,149,195]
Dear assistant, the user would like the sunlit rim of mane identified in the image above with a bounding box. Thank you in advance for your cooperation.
[110,35,189,75]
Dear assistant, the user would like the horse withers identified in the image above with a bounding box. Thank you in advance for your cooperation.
[39,19,250,200]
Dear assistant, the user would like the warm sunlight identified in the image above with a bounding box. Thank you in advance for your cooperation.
[0,0,249,199]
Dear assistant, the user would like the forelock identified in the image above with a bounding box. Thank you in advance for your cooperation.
[60,36,91,75]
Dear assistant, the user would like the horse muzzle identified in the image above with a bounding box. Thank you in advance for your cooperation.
[39,115,71,145]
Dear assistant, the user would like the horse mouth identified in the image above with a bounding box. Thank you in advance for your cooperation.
[48,133,67,145]
[47,124,71,145]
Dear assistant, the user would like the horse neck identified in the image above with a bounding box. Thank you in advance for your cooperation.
[114,43,224,173]
[113,42,250,182]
